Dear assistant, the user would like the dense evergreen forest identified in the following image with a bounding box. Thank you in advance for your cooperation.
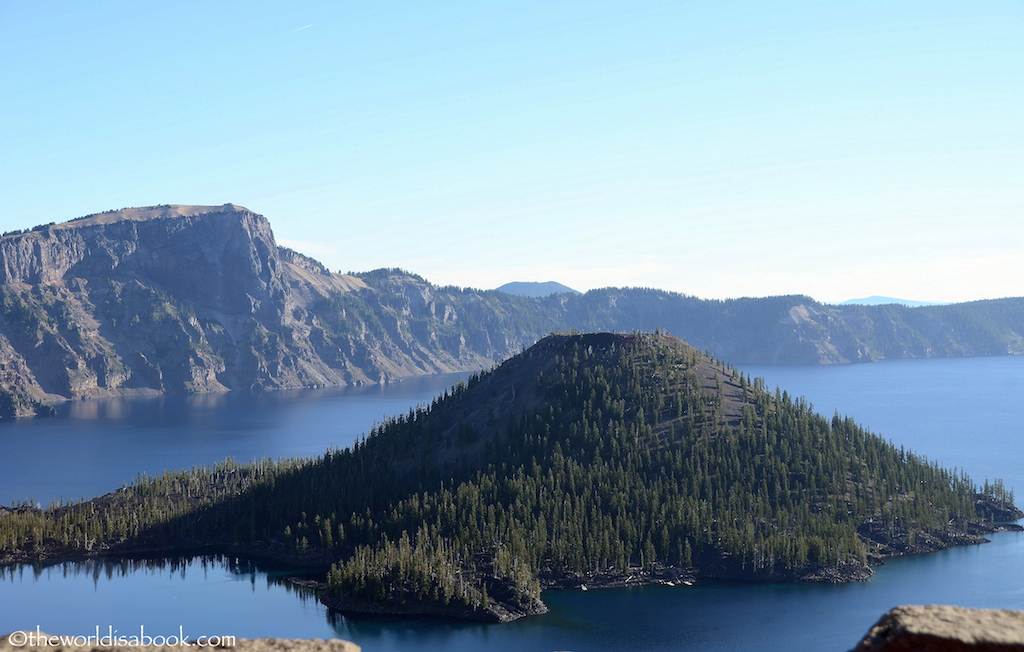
[0,332,1018,621]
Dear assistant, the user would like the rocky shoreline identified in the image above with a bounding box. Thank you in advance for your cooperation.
[3,487,1021,625]
[313,519,1024,623]
[318,587,548,624]
[3,517,1021,624]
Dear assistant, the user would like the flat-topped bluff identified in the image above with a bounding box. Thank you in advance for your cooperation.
[0,204,345,413]
[1,203,362,327]
[64,204,251,225]
[2,204,360,297]
[0,204,281,294]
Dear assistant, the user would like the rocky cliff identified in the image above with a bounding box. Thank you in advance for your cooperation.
[0,205,548,416]
[0,204,1021,416]
[0,205,352,414]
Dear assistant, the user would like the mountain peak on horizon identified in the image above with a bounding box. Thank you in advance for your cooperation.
[495,281,580,297]
[839,295,948,307]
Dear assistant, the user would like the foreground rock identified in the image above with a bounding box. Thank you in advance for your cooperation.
[850,605,1024,651]
[0,633,358,652]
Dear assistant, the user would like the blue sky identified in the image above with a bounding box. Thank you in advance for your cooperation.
[1,1,1021,303]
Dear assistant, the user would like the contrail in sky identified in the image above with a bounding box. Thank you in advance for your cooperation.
[285,24,312,35]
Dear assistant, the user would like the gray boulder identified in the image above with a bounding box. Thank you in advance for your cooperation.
[851,605,1024,651]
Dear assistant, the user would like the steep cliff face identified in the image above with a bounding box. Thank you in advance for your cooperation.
[0,205,548,415]
[294,270,550,385]
[0,205,363,413]
[8,204,289,320]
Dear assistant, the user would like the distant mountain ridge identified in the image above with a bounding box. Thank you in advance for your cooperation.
[0,204,1020,415]
[495,281,580,297]
[839,296,948,307]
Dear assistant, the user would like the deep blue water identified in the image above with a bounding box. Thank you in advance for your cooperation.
[1,356,1022,651]
[0,372,471,507]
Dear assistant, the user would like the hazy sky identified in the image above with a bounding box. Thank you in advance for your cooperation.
[1,1,1021,303]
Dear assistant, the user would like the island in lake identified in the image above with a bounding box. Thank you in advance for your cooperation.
[1,332,1019,622]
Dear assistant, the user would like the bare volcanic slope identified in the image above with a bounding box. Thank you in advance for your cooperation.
[1,333,1017,622]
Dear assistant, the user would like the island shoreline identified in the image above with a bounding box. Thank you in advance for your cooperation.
[2,519,1020,623]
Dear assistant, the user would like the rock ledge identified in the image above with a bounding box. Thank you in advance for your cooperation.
[851,605,1024,651]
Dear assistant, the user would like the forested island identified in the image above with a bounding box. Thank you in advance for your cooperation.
[1,332,1019,622]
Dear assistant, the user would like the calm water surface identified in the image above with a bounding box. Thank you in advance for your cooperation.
[1,356,1022,651]
[0,372,471,506]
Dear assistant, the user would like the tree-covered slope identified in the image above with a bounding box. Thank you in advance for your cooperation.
[1,332,1017,621]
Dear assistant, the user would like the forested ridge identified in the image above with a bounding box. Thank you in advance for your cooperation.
[0,332,1018,621]
[341,270,1024,366]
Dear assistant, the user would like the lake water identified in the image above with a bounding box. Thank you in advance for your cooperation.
[1,356,1022,651]
[0,372,472,507]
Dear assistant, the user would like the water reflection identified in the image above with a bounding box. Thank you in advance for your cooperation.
[0,554,329,604]
[0,554,305,583]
